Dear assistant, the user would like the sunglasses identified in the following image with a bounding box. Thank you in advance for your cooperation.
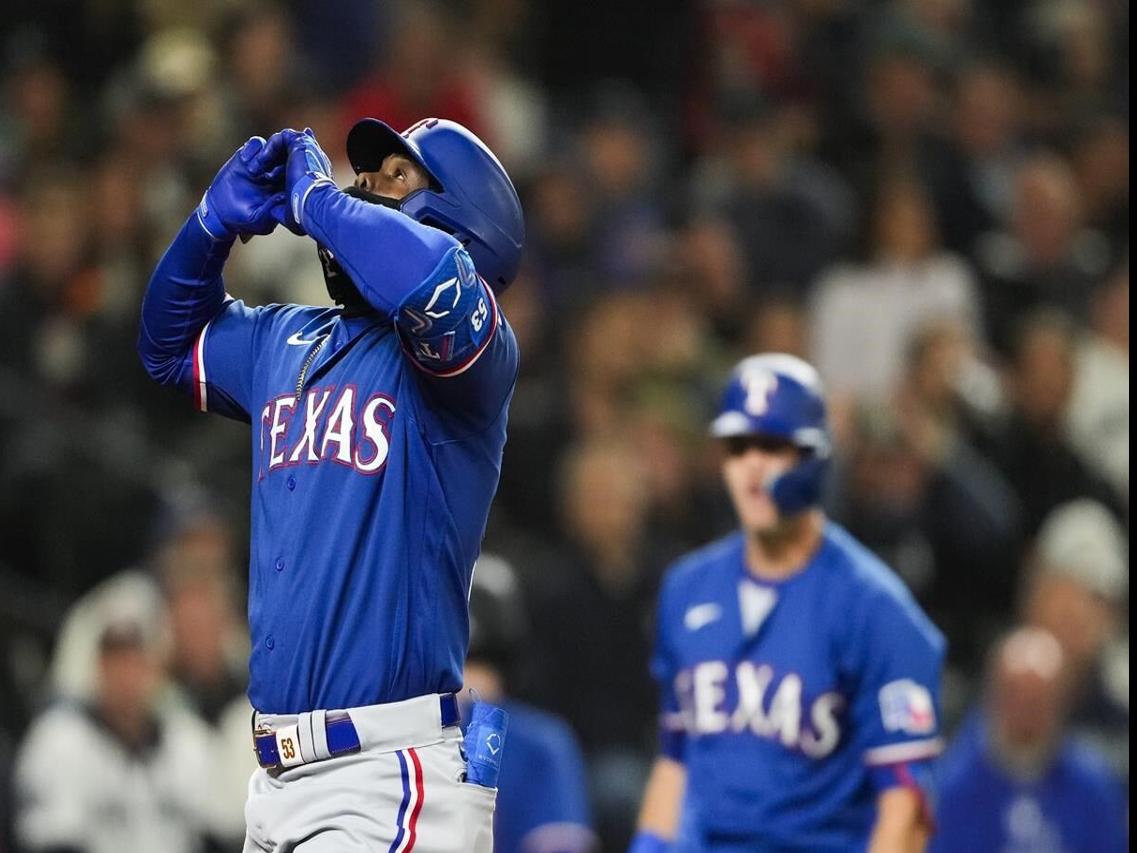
[722,435,799,457]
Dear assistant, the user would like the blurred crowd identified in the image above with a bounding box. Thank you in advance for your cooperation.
[0,0,1127,850]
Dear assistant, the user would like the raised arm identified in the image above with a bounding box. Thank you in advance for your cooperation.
[283,129,459,317]
[282,129,518,425]
[138,214,232,388]
[138,136,288,418]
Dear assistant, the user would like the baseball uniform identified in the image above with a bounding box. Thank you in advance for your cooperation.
[139,122,520,852]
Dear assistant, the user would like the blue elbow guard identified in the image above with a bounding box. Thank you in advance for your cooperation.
[398,246,496,374]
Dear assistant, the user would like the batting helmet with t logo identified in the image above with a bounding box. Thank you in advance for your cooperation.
[346,117,525,293]
[710,353,831,515]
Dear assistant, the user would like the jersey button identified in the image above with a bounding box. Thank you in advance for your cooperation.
[265,635,275,650]
[274,558,285,572]
[287,476,296,491]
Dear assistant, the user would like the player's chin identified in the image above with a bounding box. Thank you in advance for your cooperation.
[734,495,780,534]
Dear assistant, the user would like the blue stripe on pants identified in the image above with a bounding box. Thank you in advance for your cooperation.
[387,750,411,853]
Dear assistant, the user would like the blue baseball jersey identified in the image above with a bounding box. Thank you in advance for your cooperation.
[930,713,1128,853]
[139,186,518,714]
[653,523,945,851]
[466,700,594,853]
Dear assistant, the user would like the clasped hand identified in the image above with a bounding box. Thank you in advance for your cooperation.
[197,128,334,241]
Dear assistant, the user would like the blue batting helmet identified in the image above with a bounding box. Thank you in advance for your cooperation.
[346,117,525,292]
[710,353,831,515]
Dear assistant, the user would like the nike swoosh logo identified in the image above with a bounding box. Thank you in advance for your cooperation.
[684,603,722,632]
[287,332,323,346]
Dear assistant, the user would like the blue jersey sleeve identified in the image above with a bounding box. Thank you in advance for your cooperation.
[298,185,518,425]
[651,574,688,762]
[138,214,255,421]
[846,589,946,790]
[183,298,263,420]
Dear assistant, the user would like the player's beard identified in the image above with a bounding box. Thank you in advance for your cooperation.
[318,186,404,315]
[343,184,402,210]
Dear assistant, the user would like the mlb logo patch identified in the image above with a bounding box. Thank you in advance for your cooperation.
[878,679,936,735]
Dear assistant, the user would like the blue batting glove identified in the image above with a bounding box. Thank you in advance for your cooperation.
[250,129,306,235]
[197,136,288,241]
[284,128,336,236]
[249,129,297,184]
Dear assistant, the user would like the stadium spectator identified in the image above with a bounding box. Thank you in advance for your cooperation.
[214,4,301,144]
[522,158,599,322]
[577,85,668,288]
[832,397,1021,685]
[14,589,221,853]
[463,554,596,853]
[1065,266,1129,504]
[929,61,1026,259]
[975,154,1113,353]
[697,95,846,296]
[676,217,750,346]
[339,1,484,144]
[525,437,661,753]
[1022,499,1129,780]
[809,175,980,404]
[156,510,252,849]
[1070,117,1129,263]
[524,436,665,849]
[894,319,1005,458]
[931,627,1127,853]
[827,25,946,201]
[980,310,1121,536]
[743,296,808,362]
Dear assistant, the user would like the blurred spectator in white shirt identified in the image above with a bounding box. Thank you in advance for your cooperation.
[15,589,219,853]
[1065,266,1128,506]
[810,175,980,409]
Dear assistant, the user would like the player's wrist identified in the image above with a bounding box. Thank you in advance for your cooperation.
[288,173,335,233]
[196,192,236,243]
[628,830,670,853]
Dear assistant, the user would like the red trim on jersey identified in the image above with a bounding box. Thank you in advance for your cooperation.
[192,322,210,412]
[863,737,943,766]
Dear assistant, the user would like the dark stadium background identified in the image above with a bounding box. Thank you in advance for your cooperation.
[0,0,1127,850]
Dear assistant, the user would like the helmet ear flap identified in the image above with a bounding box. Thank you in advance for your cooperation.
[766,456,829,516]
[414,214,461,241]
[395,120,524,292]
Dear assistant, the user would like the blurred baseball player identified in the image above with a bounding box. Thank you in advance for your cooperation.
[463,554,596,853]
[138,118,523,851]
[631,354,946,852]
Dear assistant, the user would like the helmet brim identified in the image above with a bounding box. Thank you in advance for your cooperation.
[710,413,830,458]
[346,118,440,189]
[709,412,759,439]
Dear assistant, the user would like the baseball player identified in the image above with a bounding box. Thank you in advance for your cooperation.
[631,354,946,852]
[138,118,523,852]
[463,554,596,853]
